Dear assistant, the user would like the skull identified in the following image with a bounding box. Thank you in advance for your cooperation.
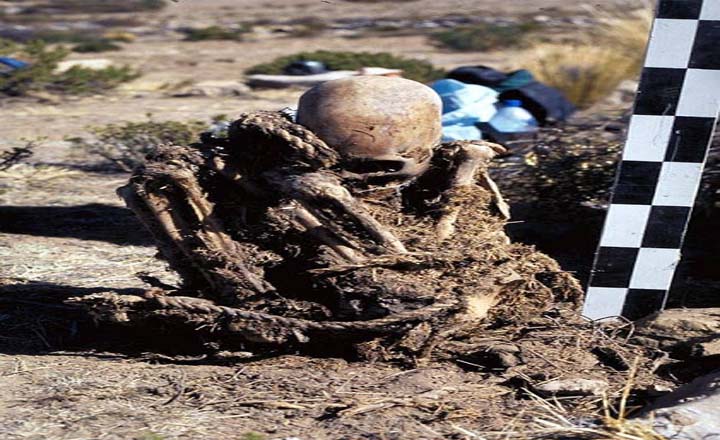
[297,76,442,182]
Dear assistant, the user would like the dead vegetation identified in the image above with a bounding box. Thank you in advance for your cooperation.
[0,38,139,97]
[0,139,38,170]
[67,116,210,171]
[521,4,652,107]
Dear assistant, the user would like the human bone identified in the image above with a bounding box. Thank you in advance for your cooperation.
[297,76,443,180]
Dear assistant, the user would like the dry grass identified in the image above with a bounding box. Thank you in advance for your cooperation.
[0,164,81,198]
[465,358,667,439]
[0,164,80,184]
[523,44,639,109]
[521,3,653,108]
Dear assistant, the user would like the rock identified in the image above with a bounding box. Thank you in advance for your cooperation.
[417,386,458,400]
[172,80,251,98]
[118,79,173,93]
[633,308,720,359]
[534,378,609,396]
[636,370,720,440]
[699,340,720,357]
[54,59,114,74]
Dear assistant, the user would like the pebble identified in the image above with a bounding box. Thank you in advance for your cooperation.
[534,378,609,396]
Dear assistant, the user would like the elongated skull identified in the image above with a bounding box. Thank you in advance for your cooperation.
[297,76,442,181]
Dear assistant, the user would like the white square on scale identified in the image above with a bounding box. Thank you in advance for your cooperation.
[644,19,698,69]
[629,248,680,290]
[582,287,628,321]
[652,162,704,207]
[676,69,720,118]
[599,204,651,248]
[701,0,720,19]
[622,115,675,162]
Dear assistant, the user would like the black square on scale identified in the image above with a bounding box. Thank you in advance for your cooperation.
[591,247,640,288]
[634,68,686,115]
[657,0,703,19]
[612,161,663,205]
[665,116,716,162]
[641,206,692,248]
[622,289,667,320]
[689,21,720,69]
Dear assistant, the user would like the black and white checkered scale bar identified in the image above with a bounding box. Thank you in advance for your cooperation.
[583,0,720,320]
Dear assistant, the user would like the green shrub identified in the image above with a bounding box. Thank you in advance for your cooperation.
[69,116,208,171]
[432,22,539,52]
[51,65,139,94]
[136,432,166,440]
[30,30,96,44]
[182,25,251,41]
[72,39,122,53]
[28,0,166,14]
[0,40,68,95]
[0,38,138,96]
[247,50,445,83]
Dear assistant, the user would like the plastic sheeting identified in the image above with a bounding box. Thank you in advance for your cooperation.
[431,79,498,141]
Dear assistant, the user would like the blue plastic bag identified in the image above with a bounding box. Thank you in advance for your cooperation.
[431,79,498,141]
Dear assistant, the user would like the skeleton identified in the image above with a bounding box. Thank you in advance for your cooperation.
[109,77,575,353]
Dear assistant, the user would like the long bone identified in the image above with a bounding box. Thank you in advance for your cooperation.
[119,156,276,303]
[263,170,408,255]
[434,141,510,241]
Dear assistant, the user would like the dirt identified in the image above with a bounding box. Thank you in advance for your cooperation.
[0,1,697,439]
[0,354,585,439]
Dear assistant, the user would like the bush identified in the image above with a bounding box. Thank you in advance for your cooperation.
[102,31,138,43]
[69,116,209,171]
[0,38,138,96]
[247,50,445,83]
[523,45,637,108]
[288,18,327,38]
[0,140,37,171]
[182,25,251,41]
[6,30,130,47]
[26,0,166,14]
[51,65,139,94]
[72,39,122,53]
[493,123,623,214]
[29,30,97,44]
[432,23,538,52]
[520,6,651,108]
[0,40,68,95]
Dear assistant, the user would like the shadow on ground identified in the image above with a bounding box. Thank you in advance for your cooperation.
[504,203,604,289]
[506,203,720,310]
[0,203,154,246]
[0,281,221,361]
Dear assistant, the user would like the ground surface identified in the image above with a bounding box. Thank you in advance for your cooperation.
[0,1,674,439]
